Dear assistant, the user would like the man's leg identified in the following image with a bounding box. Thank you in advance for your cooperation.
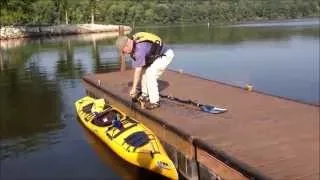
[141,73,148,97]
[137,72,150,107]
[146,49,174,104]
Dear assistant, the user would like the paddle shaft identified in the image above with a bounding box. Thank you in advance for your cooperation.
[159,94,203,107]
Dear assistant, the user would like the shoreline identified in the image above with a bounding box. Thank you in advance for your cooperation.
[0,24,132,40]
[1,18,317,39]
[0,31,130,50]
[133,17,319,29]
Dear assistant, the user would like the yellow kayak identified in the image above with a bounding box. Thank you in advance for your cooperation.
[75,96,178,180]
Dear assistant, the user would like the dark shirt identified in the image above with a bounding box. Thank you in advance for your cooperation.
[131,42,168,68]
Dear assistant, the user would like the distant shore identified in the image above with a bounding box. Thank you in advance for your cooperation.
[133,17,319,29]
[0,24,132,40]
[226,17,319,27]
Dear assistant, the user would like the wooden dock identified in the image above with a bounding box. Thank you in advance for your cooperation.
[81,69,319,180]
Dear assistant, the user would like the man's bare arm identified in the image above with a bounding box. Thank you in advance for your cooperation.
[132,67,143,91]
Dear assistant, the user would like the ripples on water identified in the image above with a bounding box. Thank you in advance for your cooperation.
[0,19,319,179]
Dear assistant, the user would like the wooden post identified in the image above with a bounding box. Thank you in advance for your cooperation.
[118,25,124,36]
[0,48,4,71]
[119,25,126,72]
[119,49,126,72]
[0,51,3,71]
[132,21,135,32]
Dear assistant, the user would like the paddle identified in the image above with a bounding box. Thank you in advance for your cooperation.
[159,94,227,114]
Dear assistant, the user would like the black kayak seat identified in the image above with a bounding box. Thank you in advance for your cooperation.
[124,131,150,149]
[92,110,120,127]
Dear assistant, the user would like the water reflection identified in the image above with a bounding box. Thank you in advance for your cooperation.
[0,62,63,159]
[0,33,123,160]
[55,40,84,79]
[81,125,168,180]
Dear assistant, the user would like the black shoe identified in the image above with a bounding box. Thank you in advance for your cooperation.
[144,101,160,110]
[137,95,149,103]
[132,92,143,103]
[137,95,149,109]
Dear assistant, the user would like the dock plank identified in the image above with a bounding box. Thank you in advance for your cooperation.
[82,70,319,180]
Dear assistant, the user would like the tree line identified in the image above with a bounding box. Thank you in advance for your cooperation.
[1,0,319,26]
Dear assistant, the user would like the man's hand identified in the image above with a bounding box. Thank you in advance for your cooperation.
[129,88,137,98]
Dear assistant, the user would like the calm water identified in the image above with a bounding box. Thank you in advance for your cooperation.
[0,20,319,179]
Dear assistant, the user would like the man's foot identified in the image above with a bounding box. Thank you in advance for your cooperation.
[137,95,149,103]
[144,101,160,110]
[136,95,149,109]
[131,91,141,103]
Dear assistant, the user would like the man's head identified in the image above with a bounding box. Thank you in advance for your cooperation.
[115,35,133,54]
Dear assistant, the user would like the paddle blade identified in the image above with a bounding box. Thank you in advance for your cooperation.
[200,105,227,114]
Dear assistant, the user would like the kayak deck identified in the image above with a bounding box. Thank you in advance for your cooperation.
[81,69,319,180]
[75,96,178,179]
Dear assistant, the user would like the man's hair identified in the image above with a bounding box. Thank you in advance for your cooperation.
[115,35,129,50]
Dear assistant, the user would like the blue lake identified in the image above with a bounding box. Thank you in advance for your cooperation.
[0,19,319,179]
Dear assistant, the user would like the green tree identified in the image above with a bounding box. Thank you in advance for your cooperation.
[31,0,57,25]
[0,0,9,7]
[153,4,169,24]
[1,0,319,26]
[0,0,35,25]
[89,0,96,24]
[54,0,69,24]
